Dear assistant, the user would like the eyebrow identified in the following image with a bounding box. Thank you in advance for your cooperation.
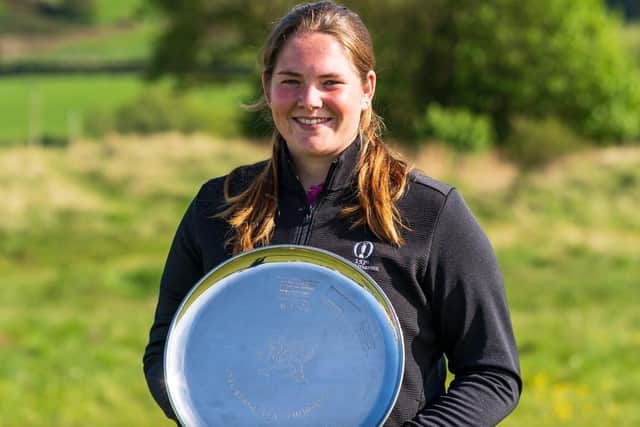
[275,70,343,79]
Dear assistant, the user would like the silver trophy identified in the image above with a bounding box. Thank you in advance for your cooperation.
[165,245,404,426]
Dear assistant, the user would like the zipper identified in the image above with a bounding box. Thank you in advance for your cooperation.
[295,159,339,245]
[295,204,315,245]
[292,158,340,245]
[292,176,311,244]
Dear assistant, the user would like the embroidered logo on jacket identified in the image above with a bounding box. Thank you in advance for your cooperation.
[352,241,379,272]
[353,241,374,259]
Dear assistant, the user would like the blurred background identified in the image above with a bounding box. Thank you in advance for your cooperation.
[0,0,638,425]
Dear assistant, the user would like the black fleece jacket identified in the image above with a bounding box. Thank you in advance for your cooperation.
[143,141,522,426]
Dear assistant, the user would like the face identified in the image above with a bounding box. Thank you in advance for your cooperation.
[263,32,375,164]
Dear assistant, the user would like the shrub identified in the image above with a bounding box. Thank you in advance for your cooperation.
[582,77,640,142]
[415,104,494,152]
[84,90,213,138]
[40,134,70,147]
[503,116,584,168]
[113,90,209,135]
[60,0,96,24]
[36,0,96,24]
[84,108,115,138]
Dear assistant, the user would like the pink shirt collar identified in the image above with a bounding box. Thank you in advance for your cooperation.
[307,183,324,205]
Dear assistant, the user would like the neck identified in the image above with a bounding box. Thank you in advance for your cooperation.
[292,156,332,191]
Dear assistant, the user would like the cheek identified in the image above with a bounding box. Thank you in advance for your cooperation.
[270,86,297,109]
[332,91,362,117]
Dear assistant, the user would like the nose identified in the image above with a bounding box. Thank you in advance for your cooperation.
[298,84,322,110]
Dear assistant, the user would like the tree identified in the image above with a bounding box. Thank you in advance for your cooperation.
[36,0,96,24]
[607,0,640,20]
[364,0,640,140]
[435,0,640,141]
[146,0,293,82]
[147,0,640,142]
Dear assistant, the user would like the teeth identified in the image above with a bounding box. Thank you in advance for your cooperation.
[297,117,329,125]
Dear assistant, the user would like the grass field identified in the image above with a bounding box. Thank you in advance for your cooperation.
[0,137,638,426]
[0,75,253,145]
[0,134,268,427]
[0,75,141,144]
[11,23,157,63]
[417,146,640,426]
[94,0,147,25]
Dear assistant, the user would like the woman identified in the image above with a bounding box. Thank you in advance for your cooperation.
[143,1,522,426]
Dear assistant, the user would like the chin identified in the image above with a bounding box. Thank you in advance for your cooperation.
[285,131,351,158]
[292,137,330,151]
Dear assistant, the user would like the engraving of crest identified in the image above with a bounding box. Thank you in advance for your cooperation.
[257,336,317,383]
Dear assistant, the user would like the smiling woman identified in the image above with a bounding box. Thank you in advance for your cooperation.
[221,1,406,253]
[143,2,522,426]
[263,31,375,185]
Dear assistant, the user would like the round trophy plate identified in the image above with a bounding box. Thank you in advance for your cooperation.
[165,245,404,427]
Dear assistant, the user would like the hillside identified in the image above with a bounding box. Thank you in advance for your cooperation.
[1,137,638,426]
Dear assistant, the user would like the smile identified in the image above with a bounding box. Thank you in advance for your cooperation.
[294,117,332,125]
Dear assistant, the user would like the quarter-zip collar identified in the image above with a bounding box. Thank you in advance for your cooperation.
[277,135,361,195]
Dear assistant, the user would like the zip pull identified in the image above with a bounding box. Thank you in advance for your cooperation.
[302,204,313,224]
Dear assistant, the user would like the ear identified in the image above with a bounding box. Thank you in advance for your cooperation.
[362,70,376,109]
[262,73,271,106]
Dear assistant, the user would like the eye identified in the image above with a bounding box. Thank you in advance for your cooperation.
[280,79,300,86]
[323,79,342,87]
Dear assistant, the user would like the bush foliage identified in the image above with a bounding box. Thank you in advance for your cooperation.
[86,90,210,136]
[503,117,584,168]
[444,0,640,141]
[146,0,640,144]
[415,104,493,152]
[114,90,208,134]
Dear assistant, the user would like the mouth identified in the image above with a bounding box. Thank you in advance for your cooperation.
[293,117,332,126]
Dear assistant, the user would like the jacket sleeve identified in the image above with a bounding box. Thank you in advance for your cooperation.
[143,198,205,422]
[405,190,522,427]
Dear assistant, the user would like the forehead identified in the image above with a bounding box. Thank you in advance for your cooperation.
[274,32,358,76]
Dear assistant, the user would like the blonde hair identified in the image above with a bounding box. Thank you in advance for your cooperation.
[219,1,410,254]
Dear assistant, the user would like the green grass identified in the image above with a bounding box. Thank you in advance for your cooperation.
[0,0,256,146]
[483,150,640,426]
[0,0,145,35]
[0,75,253,145]
[0,75,141,144]
[407,144,640,426]
[0,140,638,426]
[14,24,157,63]
[0,137,269,427]
[0,0,154,62]
[94,0,146,25]
[0,0,145,28]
